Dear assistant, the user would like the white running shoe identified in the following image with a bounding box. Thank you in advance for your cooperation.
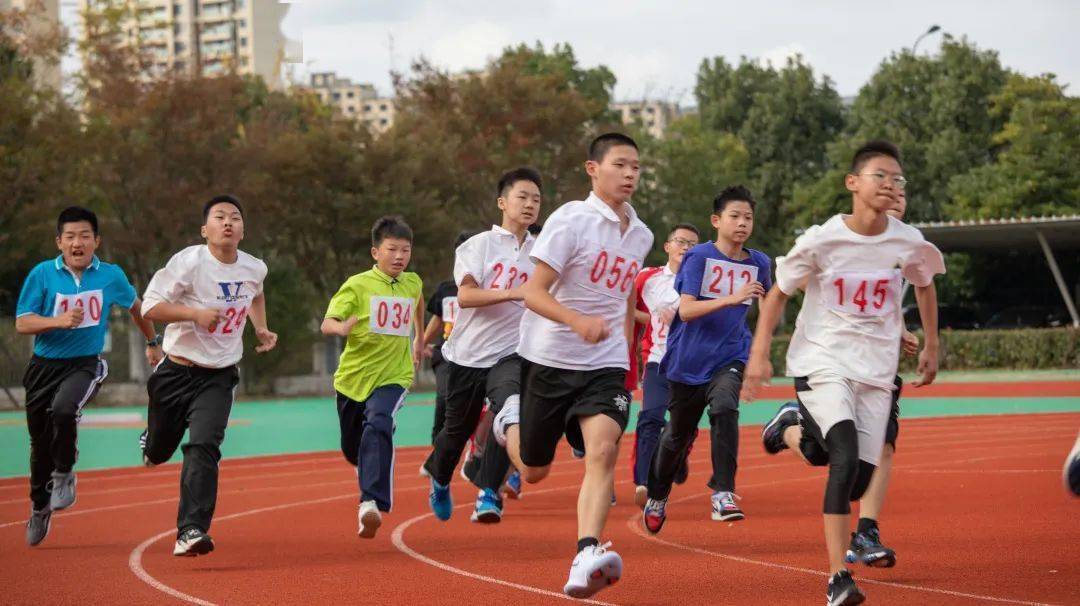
[492,400,520,447]
[173,528,214,556]
[358,500,382,539]
[563,542,623,599]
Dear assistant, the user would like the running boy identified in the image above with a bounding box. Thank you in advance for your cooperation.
[642,186,771,533]
[742,141,944,605]
[17,206,162,546]
[140,195,277,556]
[631,223,700,507]
[425,167,541,524]
[494,133,653,599]
[761,189,917,569]
[321,216,423,539]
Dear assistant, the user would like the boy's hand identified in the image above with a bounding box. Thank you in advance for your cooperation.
[728,281,765,306]
[56,307,85,329]
[740,354,773,402]
[572,314,610,344]
[506,286,527,302]
[912,346,938,387]
[255,328,278,353]
[145,345,164,366]
[901,329,919,356]
[193,308,228,332]
[659,306,676,326]
[412,337,424,369]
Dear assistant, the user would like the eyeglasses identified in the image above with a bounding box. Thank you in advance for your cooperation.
[668,237,699,248]
[857,171,908,190]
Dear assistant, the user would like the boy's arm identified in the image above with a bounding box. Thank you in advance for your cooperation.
[248,292,277,353]
[321,316,358,337]
[15,311,83,335]
[457,275,522,308]
[741,284,790,401]
[911,281,939,387]
[127,298,163,365]
[678,281,765,322]
[412,295,425,368]
[421,315,441,350]
[524,261,608,343]
[624,289,638,348]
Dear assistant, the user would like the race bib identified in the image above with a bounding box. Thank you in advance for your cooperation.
[370,296,413,337]
[485,260,530,291]
[650,311,669,346]
[582,242,640,298]
[197,303,250,339]
[441,296,459,324]
[53,290,104,329]
[700,259,759,305]
[823,269,901,317]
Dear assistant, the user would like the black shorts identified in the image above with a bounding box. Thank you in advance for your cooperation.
[518,360,630,468]
[885,375,902,449]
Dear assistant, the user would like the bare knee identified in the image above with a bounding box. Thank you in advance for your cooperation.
[523,465,551,483]
[585,440,619,469]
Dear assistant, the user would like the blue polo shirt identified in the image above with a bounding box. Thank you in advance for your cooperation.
[16,255,138,359]
[660,243,773,385]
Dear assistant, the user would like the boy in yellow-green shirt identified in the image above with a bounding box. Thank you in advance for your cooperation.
[321,216,424,539]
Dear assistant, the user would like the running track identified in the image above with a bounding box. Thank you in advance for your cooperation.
[2,412,1078,604]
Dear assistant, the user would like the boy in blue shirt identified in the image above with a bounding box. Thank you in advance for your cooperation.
[15,206,162,546]
[642,186,771,533]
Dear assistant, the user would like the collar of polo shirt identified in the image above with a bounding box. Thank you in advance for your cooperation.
[490,224,536,244]
[585,191,639,225]
[54,254,101,272]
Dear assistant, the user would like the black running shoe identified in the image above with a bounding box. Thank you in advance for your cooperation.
[173,527,214,556]
[762,402,800,454]
[845,528,897,568]
[826,570,865,606]
[1065,436,1080,497]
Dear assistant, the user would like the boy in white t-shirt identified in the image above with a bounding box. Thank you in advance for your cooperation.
[139,195,277,557]
[424,167,541,524]
[742,141,944,606]
[494,133,654,599]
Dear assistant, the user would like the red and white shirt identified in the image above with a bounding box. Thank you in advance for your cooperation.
[143,245,267,368]
[517,192,654,371]
[442,226,535,368]
[640,264,679,365]
[776,214,944,389]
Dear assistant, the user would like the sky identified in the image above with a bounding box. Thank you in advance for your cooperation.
[277,0,1080,104]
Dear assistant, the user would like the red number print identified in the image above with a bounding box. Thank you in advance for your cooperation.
[89,295,102,321]
[490,263,505,289]
[873,279,889,309]
[852,281,868,312]
[834,278,845,307]
[377,301,389,327]
[590,251,609,283]
[606,256,626,289]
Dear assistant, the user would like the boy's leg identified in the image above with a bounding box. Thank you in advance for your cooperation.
[431,359,450,444]
[632,363,668,488]
[706,362,743,494]
[48,358,107,478]
[336,392,365,469]
[474,355,522,494]
[23,359,65,513]
[176,367,238,535]
[577,413,623,540]
[423,362,488,486]
[359,385,408,512]
[144,360,194,466]
[858,376,902,523]
[647,381,705,501]
[504,361,572,484]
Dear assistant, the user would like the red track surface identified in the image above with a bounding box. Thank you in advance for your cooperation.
[2,412,1078,605]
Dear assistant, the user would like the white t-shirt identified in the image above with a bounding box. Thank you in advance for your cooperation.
[517,192,654,371]
[442,226,536,368]
[641,264,679,365]
[776,214,944,389]
[143,245,268,369]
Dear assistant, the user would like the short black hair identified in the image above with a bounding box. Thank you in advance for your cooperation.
[203,194,244,221]
[455,230,475,248]
[527,223,543,235]
[851,140,902,174]
[588,132,638,163]
[372,215,413,247]
[57,206,99,236]
[713,185,756,214]
[497,167,543,198]
[668,223,700,239]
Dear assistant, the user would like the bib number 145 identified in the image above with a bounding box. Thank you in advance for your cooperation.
[825,270,900,317]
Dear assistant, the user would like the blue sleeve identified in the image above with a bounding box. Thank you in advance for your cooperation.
[15,265,47,318]
[108,265,138,309]
[759,253,773,291]
[677,250,706,297]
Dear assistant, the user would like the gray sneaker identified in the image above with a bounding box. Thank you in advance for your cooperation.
[48,471,77,511]
[26,507,52,546]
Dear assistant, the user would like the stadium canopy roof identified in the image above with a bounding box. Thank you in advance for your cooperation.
[913,214,1080,327]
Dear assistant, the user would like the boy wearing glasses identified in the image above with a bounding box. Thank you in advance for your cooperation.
[742,140,944,605]
[642,186,771,532]
[630,224,700,507]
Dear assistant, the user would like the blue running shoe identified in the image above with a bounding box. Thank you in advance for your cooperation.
[429,479,453,521]
[845,528,896,568]
[501,470,522,500]
[470,489,503,523]
[572,447,585,459]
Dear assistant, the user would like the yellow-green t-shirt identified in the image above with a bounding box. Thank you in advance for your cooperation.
[326,266,423,403]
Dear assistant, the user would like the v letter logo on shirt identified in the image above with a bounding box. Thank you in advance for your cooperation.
[218,281,245,301]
